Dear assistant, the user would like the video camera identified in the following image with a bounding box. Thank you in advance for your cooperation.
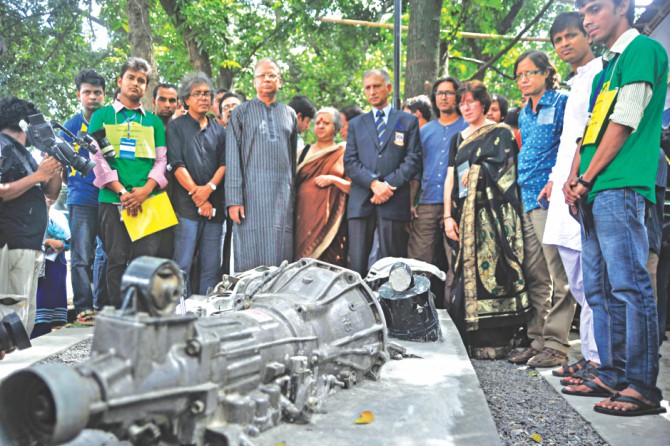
[19,113,96,177]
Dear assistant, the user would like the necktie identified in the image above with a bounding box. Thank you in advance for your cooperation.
[376,110,386,142]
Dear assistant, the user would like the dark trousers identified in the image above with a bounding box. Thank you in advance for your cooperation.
[98,203,162,308]
[347,211,408,276]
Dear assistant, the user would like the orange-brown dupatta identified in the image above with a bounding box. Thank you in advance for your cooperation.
[294,143,347,265]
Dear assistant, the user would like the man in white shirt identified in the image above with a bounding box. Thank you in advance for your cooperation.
[538,11,602,381]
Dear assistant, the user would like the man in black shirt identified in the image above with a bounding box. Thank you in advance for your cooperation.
[0,97,62,345]
[167,73,226,295]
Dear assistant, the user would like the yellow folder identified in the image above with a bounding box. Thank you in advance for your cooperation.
[583,86,618,146]
[122,192,178,242]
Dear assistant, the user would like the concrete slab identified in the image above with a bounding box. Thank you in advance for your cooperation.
[540,332,670,446]
[256,311,501,446]
[0,326,93,381]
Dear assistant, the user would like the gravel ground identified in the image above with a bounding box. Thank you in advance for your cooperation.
[38,339,610,446]
[471,358,608,446]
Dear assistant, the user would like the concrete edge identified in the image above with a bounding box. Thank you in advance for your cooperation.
[0,326,94,381]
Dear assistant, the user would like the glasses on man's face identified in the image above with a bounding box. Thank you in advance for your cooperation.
[515,70,542,82]
[255,73,281,81]
[222,104,238,111]
[435,91,456,97]
[190,91,213,100]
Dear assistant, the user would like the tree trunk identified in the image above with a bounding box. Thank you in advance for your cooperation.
[159,0,213,79]
[126,0,157,109]
[404,0,442,98]
[218,67,236,91]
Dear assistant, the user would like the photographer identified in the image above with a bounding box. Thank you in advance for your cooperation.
[0,96,62,348]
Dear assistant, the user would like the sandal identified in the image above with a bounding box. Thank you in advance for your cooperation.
[594,393,667,417]
[75,310,96,326]
[561,379,617,398]
[552,358,588,377]
[560,363,599,386]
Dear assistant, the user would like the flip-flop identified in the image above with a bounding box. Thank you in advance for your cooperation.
[594,393,667,417]
[561,379,616,398]
[560,363,599,386]
[553,358,588,377]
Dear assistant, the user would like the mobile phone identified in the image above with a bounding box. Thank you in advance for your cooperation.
[537,196,549,210]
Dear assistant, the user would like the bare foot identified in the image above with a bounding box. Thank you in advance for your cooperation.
[596,388,655,412]
[565,376,615,397]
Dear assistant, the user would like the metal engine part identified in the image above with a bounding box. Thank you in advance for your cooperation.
[0,311,31,354]
[0,257,389,446]
[379,262,442,342]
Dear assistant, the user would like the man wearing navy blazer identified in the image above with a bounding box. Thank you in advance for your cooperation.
[344,69,422,275]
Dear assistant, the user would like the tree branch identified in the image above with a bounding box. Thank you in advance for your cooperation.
[44,14,81,62]
[466,0,556,81]
[449,55,515,81]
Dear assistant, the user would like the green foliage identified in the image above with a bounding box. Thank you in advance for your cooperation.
[1,0,600,124]
[440,0,573,107]
[0,0,119,121]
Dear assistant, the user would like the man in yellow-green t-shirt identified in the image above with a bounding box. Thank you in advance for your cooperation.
[89,57,167,308]
[563,0,668,416]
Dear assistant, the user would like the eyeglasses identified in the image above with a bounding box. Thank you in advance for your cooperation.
[190,91,213,99]
[435,91,456,97]
[222,104,238,111]
[255,73,281,81]
[515,70,543,82]
[459,100,479,109]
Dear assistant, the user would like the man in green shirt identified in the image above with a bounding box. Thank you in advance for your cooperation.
[563,0,668,416]
[89,57,168,307]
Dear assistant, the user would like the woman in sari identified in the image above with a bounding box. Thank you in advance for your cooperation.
[294,107,350,265]
[443,81,531,359]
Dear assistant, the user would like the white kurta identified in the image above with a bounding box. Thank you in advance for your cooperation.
[543,57,603,250]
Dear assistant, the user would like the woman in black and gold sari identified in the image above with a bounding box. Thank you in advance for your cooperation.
[443,81,531,359]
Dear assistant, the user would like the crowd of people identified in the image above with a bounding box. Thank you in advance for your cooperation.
[0,0,668,417]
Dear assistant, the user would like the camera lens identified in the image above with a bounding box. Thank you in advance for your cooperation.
[98,138,116,159]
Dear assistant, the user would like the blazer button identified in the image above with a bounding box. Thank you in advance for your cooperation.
[378,154,382,158]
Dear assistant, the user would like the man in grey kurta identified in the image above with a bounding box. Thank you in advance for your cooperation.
[225,58,298,271]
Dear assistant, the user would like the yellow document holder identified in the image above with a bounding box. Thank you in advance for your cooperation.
[583,86,618,146]
[122,192,178,242]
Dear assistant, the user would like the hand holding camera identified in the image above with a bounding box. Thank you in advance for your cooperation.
[35,155,62,182]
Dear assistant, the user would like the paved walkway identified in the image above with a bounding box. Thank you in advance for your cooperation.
[539,333,670,445]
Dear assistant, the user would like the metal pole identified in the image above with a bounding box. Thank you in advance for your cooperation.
[393,0,401,109]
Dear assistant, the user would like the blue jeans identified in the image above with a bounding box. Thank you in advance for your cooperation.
[581,188,662,404]
[93,237,108,309]
[173,215,224,295]
[68,204,106,313]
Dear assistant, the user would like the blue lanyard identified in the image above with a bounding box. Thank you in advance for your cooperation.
[120,110,137,138]
[588,55,618,113]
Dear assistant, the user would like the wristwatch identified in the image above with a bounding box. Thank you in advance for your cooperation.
[117,188,128,197]
[577,175,594,189]
[207,182,217,191]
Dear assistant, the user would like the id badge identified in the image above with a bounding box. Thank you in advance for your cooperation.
[394,131,405,147]
[119,137,137,160]
[537,107,555,125]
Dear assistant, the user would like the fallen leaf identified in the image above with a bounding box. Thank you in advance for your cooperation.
[273,442,286,446]
[528,371,539,377]
[531,433,542,443]
[354,411,375,424]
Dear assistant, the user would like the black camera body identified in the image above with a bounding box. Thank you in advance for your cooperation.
[22,113,96,177]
